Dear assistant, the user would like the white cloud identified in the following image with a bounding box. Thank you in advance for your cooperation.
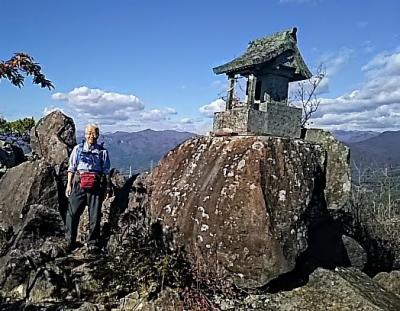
[47,86,215,134]
[52,86,145,125]
[199,99,226,118]
[310,50,400,131]
[361,52,400,77]
[171,118,212,135]
[139,108,177,122]
[319,48,354,77]
[49,86,183,132]
[179,117,195,124]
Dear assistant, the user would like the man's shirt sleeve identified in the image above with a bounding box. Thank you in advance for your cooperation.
[67,146,79,173]
[102,149,111,174]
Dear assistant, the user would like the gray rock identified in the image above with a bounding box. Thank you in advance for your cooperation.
[304,128,351,210]
[374,270,400,296]
[342,235,367,270]
[0,140,25,177]
[27,264,67,303]
[0,161,59,233]
[71,262,104,297]
[116,288,183,311]
[238,268,400,310]
[30,110,76,170]
[0,205,66,299]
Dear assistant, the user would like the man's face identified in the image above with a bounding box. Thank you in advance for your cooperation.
[85,126,99,145]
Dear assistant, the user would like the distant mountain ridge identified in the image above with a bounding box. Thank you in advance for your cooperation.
[346,131,400,168]
[331,130,380,144]
[329,129,400,168]
[75,128,400,173]
[77,129,196,174]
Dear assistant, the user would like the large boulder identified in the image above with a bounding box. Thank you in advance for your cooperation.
[30,110,77,221]
[30,110,76,169]
[149,136,339,288]
[0,204,66,300]
[304,128,351,210]
[0,161,64,299]
[0,160,59,232]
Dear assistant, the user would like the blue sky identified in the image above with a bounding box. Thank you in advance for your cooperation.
[0,0,399,133]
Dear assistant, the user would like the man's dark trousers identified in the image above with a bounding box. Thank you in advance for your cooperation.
[66,177,103,246]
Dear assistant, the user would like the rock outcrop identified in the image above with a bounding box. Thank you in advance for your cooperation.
[0,204,66,300]
[30,110,76,170]
[304,128,351,210]
[30,110,77,221]
[0,160,59,232]
[374,270,400,296]
[149,136,349,288]
[342,235,367,270]
[0,111,76,302]
[237,268,400,310]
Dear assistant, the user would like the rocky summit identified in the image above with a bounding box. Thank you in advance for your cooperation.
[0,111,400,310]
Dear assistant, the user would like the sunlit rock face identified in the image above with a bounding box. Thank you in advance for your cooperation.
[149,136,328,288]
[30,110,76,170]
[0,160,59,232]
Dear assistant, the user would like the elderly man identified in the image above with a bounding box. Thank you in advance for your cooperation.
[65,124,111,253]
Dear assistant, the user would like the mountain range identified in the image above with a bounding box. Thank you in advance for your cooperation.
[78,129,196,174]
[76,129,400,174]
[331,130,380,144]
[345,131,400,169]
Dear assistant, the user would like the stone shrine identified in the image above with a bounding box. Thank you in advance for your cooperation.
[212,27,311,138]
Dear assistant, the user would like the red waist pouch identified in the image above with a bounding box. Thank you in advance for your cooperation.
[80,172,98,190]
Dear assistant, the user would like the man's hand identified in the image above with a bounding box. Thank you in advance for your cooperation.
[66,172,75,198]
[65,184,72,198]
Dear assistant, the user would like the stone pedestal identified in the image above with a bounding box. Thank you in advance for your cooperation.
[213,103,302,138]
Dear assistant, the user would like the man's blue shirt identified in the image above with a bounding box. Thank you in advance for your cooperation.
[67,142,111,174]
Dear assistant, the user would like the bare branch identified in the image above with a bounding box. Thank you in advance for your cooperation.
[290,64,326,128]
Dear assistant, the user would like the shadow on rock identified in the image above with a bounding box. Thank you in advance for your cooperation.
[265,165,351,293]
